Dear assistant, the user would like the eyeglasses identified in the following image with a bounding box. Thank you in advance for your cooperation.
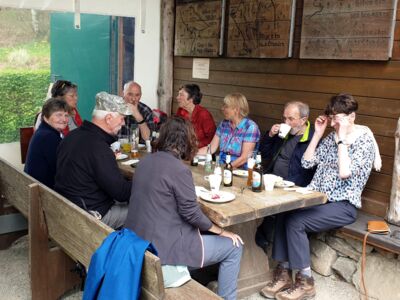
[328,113,348,121]
[282,116,303,122]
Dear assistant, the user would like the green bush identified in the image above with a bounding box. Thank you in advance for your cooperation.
[0,70,50,143]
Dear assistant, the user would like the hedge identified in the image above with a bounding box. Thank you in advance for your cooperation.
[0,70,50,143]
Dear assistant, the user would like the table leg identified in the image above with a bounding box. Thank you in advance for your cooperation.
[228,219,270,298]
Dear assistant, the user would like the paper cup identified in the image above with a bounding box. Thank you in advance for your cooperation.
[110,141,121,152]
[204,174,222,194]
[278,123,291,138]
[263,174,277,191]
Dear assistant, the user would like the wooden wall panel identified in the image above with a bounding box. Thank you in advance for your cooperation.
[173,0,400,218]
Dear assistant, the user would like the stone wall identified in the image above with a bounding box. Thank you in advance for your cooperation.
[310,232,400,300]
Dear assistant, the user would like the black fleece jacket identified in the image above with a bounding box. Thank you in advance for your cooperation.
[55,120,131,216]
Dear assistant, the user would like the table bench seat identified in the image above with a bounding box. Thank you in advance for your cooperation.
[338,211,400,254]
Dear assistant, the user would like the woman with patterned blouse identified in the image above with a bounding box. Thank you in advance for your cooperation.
[260,94,377,300]
[198,93,260,169]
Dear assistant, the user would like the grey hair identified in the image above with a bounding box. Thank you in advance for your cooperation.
[123,81,141,94]
[92,109,120,119]
[284,101,309,118]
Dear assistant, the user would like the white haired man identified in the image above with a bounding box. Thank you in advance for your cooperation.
[121,81,155,141]
[55,92,132,229]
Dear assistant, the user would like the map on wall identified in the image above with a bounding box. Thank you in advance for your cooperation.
[300,0,398,60]
[174,0,222,57]
[227,0,296,58]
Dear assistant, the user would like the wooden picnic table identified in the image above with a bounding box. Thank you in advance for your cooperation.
[119,156,327,298]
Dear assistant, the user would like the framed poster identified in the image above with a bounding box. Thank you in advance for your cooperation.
[227,0,296,58]
[300,0,398,60]
[174,0,223,57]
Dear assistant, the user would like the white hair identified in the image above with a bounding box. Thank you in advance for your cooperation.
[123,81,141,95]
[92,109,120,119]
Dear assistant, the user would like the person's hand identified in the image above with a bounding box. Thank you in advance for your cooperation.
[220,230,244,247]
[127,103,142,120]
[336,115,351,140]
[269,124,281,137]
[314,115,328,138]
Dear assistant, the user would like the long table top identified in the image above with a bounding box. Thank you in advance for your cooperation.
[119,156,327,227]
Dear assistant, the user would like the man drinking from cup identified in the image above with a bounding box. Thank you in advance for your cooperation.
[260,101,316,186]
[256,102,317,250]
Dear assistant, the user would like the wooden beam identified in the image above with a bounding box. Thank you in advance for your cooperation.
[158,0,175,115]
[387,117,400,225]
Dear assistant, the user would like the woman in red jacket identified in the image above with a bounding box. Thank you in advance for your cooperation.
[176,84,216,148]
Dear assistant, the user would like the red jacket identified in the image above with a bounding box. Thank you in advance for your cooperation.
[176,105,216,148]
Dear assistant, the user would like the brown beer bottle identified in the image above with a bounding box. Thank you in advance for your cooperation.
[252,152,263,192]
[223,153,233,187]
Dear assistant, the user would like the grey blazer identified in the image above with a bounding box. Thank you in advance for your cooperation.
[124,151,212,267]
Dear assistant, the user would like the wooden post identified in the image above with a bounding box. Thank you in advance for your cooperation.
[387,117,400,225]
[157,0,175,115]
[29,184,81,300]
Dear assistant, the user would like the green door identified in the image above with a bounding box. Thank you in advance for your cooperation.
[50,13,115,120]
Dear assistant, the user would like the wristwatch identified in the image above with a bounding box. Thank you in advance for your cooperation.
[136,119,145,125]
[337,140,345,145]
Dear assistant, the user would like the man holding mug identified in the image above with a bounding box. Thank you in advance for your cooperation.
[255,102,317,250]
[260,101,316,186]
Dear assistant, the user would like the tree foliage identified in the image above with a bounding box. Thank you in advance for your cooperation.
[0,70,50,143]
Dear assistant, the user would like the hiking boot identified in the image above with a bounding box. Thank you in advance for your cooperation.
[260,266,292,298]
[275,273,316,300]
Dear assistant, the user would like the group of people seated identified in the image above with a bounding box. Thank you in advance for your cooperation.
[24,80,380,300]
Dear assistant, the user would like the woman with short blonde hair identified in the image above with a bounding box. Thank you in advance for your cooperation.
[223,92,249,118]
[198,92,260,168]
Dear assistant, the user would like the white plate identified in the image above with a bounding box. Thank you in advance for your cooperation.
[138,143,146,149]
[232,169,248,177]
[121,159,140,165]
[195,155,206,161]
[275,180,295,188]
[199,191,235,203]
[116,153,128,160]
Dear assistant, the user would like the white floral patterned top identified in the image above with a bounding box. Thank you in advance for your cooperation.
[301,131,375,208]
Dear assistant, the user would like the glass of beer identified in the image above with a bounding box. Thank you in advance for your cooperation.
[119,135,131,153]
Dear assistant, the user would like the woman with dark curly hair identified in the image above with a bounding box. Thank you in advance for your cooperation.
[35,80,82,136]
[125,117,243,300]
[176,84,216,148]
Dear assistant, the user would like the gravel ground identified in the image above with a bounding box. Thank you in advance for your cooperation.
[0,236,358,300]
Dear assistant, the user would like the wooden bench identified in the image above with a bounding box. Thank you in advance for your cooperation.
[337,211,400,255]
[0,158,221,300]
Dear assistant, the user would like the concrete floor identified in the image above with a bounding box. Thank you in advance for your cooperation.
[0,236,359,300]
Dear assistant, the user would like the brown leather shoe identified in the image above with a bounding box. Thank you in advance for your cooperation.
[275,273,316,300]
[260,266,292,298]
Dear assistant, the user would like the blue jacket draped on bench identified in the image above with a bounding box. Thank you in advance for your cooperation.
[83,228,157,300]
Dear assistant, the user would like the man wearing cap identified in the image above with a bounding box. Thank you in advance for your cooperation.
[55,92,132,229]
[120,81,155,141]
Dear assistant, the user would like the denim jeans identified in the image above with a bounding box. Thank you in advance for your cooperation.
[202,234,243,300]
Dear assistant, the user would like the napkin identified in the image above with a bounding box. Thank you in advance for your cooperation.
[195,186,209,197]
[121,159,140,165]
[284,187,313,194]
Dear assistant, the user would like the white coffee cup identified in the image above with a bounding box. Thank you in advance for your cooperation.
[263,174,278,191]
[204,174,222,195]
[110,141,121,153]
[278,123,291,138]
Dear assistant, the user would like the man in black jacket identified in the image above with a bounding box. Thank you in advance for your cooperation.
[256,101,316,251]
[55,92,132,229]
[260,101,316,187]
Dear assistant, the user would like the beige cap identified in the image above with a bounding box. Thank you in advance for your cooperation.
[95,92,132,115]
